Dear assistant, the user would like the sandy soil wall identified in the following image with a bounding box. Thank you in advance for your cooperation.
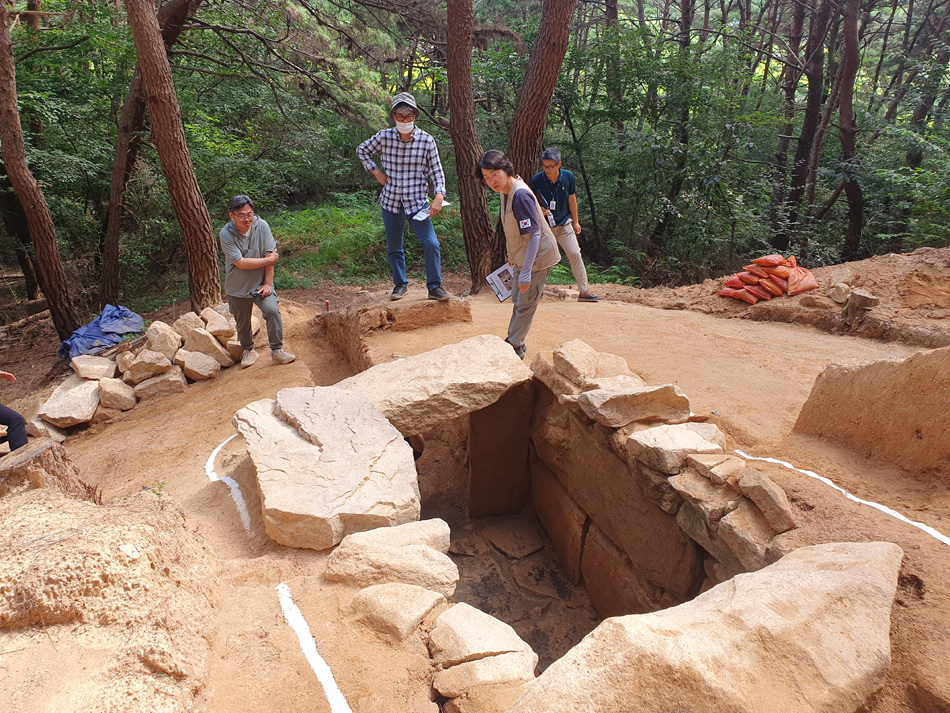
[794,346,950,478]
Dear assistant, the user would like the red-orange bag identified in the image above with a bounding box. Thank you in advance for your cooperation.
[751,254,786,267]
[787,266,818,295]
[727,288,759,304]
[744,284,773,300]
[786,255,798,267]
[770,275,789,292]
[737,271,760,285]
[723,276,745,289]
[763,265,790,278]
[743,264,769,278]
[758,278,783,296]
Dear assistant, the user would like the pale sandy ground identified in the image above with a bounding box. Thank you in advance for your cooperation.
[2,288,947,713]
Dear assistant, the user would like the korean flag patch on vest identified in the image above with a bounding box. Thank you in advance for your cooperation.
[519,218,532,229]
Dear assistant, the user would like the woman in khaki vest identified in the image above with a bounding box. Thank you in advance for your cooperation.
[476,150,561,360]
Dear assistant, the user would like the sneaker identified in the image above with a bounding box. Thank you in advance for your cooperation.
[428,286,451,301]
[240,349,259,368]
[271,349,296,365]
[391,284,408,300]
[578,293,601,302]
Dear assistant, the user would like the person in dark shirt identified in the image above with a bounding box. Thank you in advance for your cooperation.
[0,371,27,453]
[476,150,560,360]
[528,148,600,302]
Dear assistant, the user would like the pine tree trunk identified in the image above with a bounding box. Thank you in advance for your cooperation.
[507,0,577,179]
[100,0,201,308]
[0,4,79,340]
[839,0,863,257]
[124,0,220,312]
[447,0,503,291]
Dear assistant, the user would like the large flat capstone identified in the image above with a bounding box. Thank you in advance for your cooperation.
[232,386,420,550]
[335,334,533,435]
[509,541,904,713]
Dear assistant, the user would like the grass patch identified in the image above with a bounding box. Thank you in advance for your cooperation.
[267,193,467,286]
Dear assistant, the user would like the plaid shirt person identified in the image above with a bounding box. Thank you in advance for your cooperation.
[356,127,447,216]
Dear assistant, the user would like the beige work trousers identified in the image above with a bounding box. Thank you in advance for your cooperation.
[551,220,589,294]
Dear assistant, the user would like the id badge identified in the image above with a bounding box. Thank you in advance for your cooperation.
[549,200,556,211]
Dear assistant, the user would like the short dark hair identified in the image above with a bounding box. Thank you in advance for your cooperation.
[541,147,561,163]
[228,195,254,213]
[391,103,418,117]
[473,150,516,181]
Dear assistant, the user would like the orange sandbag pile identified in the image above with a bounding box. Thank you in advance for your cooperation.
[717,254,818,305]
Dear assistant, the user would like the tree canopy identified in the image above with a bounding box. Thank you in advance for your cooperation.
[2,0,950,326]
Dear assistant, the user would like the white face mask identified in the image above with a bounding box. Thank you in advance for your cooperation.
[395,120,415,134]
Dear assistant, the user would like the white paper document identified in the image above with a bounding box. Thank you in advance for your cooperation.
[413,201,451,221]
[486,263,515,302]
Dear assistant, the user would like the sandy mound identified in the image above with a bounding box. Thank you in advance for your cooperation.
[0,489,216,712]
[599,246,950,348]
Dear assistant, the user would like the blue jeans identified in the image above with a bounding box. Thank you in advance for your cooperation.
[382,208,442,291]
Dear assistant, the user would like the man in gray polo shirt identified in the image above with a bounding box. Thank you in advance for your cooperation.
[219,195,296,367]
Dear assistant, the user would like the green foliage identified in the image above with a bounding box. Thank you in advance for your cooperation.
[267,194,467,287]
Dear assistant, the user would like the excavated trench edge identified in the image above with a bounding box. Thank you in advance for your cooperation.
[736,450,950,548]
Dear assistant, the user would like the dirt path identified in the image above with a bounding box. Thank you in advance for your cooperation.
[2,257,950,711]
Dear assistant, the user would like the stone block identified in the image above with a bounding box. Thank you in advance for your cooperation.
[324,541,458,597]
[145,320,182,361]
[429,602,535,667]
[98,377,137,411]
[633,461,682,514]
[225,339,244,361]
[338,519,450,554]
[675,500,744,571]
[349,582,444,641]
[233,388,421,550]
[133,366,187,400]
[533,405,702,599]
[718,499,775,571]
[182,351,221,381]
[669,468,742,527]
[737,468,797,534]
[530,459,587,584]
[510,542,904,713]
[37,375,99,427]
[529,352,581,398]
[115,350,135,374]
[577,383,690,428]
[336,335,533,436]
[626,422,725,475]
[171,311,204,340]
[70,355,117,380]
[183,328,235,367]
[433,651,537,699]
[581,524,674,617]
[552,338,599,385]
[201,306,236,341]
[829,282,852,304]
[127,349,172,384]
[686,453,746,485]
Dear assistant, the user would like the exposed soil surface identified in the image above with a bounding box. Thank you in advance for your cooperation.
[1,247,950,712]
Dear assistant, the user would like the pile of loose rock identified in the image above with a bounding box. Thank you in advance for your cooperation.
[28,305,261,437]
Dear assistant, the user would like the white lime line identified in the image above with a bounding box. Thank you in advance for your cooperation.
[205,434,237,481]
[205,434,251,535]
[735,450,950,548]
[276,582,352,713]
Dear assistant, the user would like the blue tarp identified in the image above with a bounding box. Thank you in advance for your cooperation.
[58,304,146,360]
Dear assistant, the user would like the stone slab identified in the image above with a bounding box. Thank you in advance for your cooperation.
[233,388,421,550]
[336,335,533,436]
